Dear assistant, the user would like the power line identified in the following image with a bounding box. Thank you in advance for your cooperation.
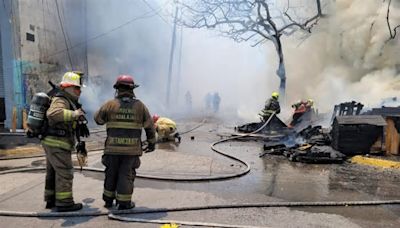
[59,0,75,63]
[41,0,49,58]
[141,0,170,25]
[55,0,73,69]
[1,2,169,73]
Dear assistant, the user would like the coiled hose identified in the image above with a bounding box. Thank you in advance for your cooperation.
[1,114,399,223]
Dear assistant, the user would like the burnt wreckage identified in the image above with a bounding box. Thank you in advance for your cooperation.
[236,101,398,164]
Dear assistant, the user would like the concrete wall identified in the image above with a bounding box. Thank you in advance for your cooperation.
[18,0,86,104]
[0,0,86,128]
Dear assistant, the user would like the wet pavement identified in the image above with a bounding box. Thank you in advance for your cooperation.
[0,116,400,227]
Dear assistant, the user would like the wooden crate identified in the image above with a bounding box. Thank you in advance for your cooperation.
[385,117,400,155]
[332,115,386,155]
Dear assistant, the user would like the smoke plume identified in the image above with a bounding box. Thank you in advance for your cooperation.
[284,0,400,114]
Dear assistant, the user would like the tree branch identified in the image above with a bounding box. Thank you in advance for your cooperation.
[386,0,400,40]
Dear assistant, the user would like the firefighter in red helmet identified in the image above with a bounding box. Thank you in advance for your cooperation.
[152,114,181,143]
[94,74,156,210]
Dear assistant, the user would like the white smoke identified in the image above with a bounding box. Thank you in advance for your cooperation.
[81,0,400,125]
[284,0,400,113]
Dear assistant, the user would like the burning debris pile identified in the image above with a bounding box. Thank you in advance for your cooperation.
[236,114,346,164]
[236,100,400,164]
[260,126,346,164]
[236,115,288,133]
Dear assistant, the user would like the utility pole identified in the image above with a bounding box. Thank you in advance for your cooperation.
[175,25,183,104]
[83,0,89,79]
[166,6,178,106]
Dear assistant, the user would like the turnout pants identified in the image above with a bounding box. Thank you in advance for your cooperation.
[43,144,74,206]
[102,154,141,206]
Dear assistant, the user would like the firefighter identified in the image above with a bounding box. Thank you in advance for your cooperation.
[259,92,280,122]
[94,75,156,210]
[212,92,221,113]
[289,99,314,127]
[42,71,86,212]
[153,115,181,143]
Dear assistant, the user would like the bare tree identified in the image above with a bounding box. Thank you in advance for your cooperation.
[178,0,323,100]
[386,0,400,40]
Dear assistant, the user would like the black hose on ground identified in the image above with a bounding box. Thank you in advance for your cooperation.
[0,115,272,180]
[209,113,277,179]
[0,148,104,161]
[178,119,207,135]
[0,196,399,217]
[108,214,265,228]
[0,119,205,161]
[0,115,273,180]
[0,164,244,181]
[1,114,400,220]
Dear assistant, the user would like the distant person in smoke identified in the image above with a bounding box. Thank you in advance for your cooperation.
[185,91,192,112]
[204,92,212,111]
[153,114,181,143]
[212,92,221,113]
[289,99,314,127]
[259,92,281,122]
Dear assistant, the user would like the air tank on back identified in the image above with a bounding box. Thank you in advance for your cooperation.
[27,92,50,134]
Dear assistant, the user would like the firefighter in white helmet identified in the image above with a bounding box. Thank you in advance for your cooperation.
[42,71,87,212]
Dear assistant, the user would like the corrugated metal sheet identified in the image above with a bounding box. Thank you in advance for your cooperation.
[364,107,400,117]
[335,115,387,126]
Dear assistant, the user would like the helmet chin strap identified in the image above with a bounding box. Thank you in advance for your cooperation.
[64,87,79,101]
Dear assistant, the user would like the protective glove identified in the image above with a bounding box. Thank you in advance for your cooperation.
[76,123,90,138]
[72,109,85,119]
[145,142,155,153]
[26,129,35,138]
[76,141,88,169]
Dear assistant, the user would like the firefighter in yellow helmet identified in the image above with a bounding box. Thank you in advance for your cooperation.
[42,71,86,212]
[94,75,156,210]
[153,114,181,143]
[289,98,315,127]
[259,92,281,122]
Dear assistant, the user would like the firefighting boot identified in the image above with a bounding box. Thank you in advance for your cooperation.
[104,200,113,209]
[117,202,135,210]
[56,203,83,212]
[45,201,55,209]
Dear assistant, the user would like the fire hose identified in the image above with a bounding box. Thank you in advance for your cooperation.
[0,119,207,161]
[1,114,400,224]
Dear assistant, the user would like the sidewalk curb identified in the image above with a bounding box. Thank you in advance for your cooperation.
[350,155,400,169]
[0,146,43,156]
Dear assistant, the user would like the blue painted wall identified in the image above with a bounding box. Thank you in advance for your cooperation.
[0,0,25,128]
[0,0,16,129]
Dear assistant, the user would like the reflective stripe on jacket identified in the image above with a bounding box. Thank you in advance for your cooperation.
[42,136,73,151]
[42,96,76,150]
[94,95,156,156]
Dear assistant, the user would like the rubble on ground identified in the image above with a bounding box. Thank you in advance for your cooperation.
[236,100,400,164]
[259,125,346,164]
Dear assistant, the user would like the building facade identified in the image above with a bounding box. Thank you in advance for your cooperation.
[0,0,86,129]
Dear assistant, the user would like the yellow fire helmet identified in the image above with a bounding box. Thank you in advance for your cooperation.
[60,71,85,88]
[271,92,279,99]
[307,99,314,106]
